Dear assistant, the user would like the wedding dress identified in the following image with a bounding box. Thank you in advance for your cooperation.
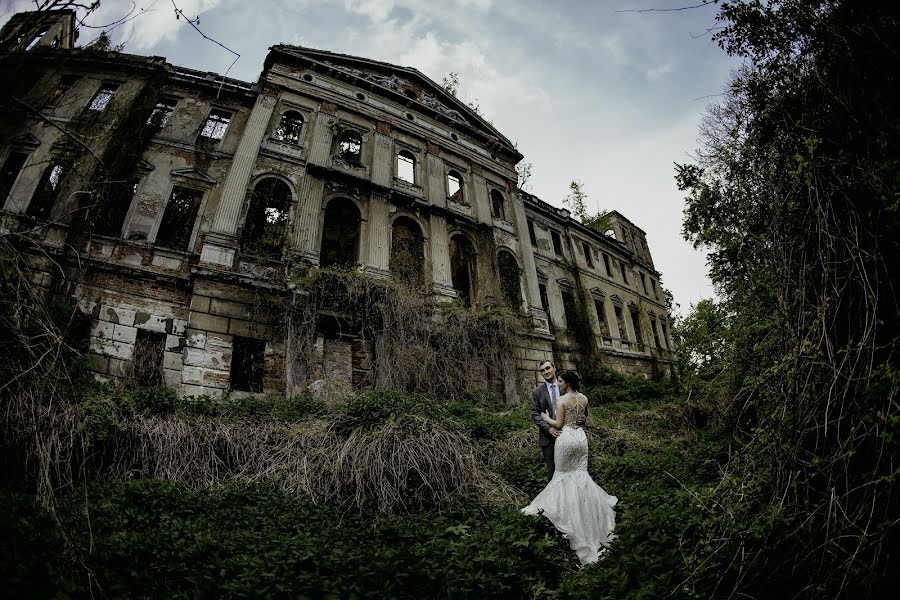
[521,394,617,565]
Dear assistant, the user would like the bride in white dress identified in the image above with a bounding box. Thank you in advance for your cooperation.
[522,370,617,565]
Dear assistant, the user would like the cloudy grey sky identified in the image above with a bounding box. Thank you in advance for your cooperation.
[3,0,737,314]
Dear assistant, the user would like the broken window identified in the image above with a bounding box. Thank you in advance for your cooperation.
[230,336,266,393]
[594,299,611,338]
[86,82,119,112]
[337,130,362,164]
[619,262,629,284]
[651,318,661,349]
[560,289,578,330]
[320,197,360,268]
[25,28,49,50]
[660,321,669,350]
[96,175,141,237]
[614,305,629,345]
[396,150,415,183]
[602,253,612,276]
[390,216,425,287]
[539,283,549,313]
[155,185,203,251]
[447,170,465,204]
[527,219,537,245]
[551,230,563,257]
[449,234,476,307]
[497,249,521,309]
[200,108,231,141]
[582,241,594,268]
[275,110,304,145]
[490,189,506,220]
[640,272,648,294]
[651,278,659,300]
[147,98,177,130]
[132,329,165,388]
[27,160,69,219]
[1,151,29,204]
[47,74,79,107]
[241,178,290,259]
[630,308,644,349]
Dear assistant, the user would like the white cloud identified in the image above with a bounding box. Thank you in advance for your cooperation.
[344,0,395,23]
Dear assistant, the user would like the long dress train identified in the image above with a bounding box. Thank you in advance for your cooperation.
[521,397,617,565]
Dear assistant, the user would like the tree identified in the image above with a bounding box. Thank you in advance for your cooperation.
[677,1,900,596]
[515,161,533,192]
[441,72,459,97]
[563,180,609,234]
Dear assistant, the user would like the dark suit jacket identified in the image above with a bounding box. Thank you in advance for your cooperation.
[530,382,589,447]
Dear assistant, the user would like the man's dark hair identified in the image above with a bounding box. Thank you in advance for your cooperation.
[539,359,555,369]
[558,370,580,391]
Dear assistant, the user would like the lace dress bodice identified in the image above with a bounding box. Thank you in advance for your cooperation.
[561,394,587,428]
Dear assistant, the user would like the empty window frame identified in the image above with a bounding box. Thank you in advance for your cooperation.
[614,305,629,346]
[25,28,49,50]
[86,82,119,112]
[390,216,425,287]
[619,262,629,284]
[200,108,232,141]
[582,241,594,268]
[497,250,521,309]
[527,219,537,246]
[155,185,204,251]
[230,336,266,393]
[449,234,477,307]
[447,170,465,204]
[630,308,644,348]
[27,161,69,219]
[320,198,361,268]
[602,253,612,277]
[241,178,291,259]
[651,318,662,349]
[538,283,549,313]
[640,272,648,295]
[275,110,304,145]
[651,278,659,299]
[490,189,506,221]
[0,151,29,204]
[147,98,177,129]
[660,321,669,350]
[396,150,416,183]
[551,230,564,257]
[47,74,79,107]
[96,175,141,237]
[337,130,362,164]
[131,330,166,388]
[560,289,578,330]
[594,298,611,339]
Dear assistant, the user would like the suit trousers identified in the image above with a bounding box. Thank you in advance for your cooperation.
[542,441,555,481]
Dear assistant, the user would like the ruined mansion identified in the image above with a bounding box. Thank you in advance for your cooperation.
[0,10,673,401]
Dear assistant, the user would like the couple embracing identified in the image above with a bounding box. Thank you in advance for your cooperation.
[521,360,617,565]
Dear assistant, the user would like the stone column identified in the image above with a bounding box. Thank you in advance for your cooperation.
[511,192,549,334]
[429,213,455,299]
[307,111,334,167]
[425,146,446,208]
[364,192,391,278]
[200,94,277,268]
[291,174,326,264]
[371,125,393,188]
[471,171,492,226]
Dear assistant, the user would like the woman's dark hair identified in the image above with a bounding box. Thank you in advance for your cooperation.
[558,370,580,392]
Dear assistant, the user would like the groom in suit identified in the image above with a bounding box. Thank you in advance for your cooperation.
[531,360,585,481]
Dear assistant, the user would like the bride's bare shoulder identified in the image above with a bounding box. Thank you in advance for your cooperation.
[577,392,589,404]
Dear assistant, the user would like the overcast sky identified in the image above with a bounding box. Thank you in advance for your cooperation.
[3,0,738,315]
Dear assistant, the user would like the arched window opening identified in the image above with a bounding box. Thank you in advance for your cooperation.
[275,110,304,145]
[447,170,465,204]
[397,150,416,184]
[449,234,476,307]
[497,250,521,309]
[320,197,360,268]
[490,189,506,220]
[338,130,362,165]
[390,217,425,288]
[241,178,291,259]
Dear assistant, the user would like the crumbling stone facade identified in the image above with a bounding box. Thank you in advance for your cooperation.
[0,10,673,401]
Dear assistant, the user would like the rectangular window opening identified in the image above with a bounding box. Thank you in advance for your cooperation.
[230,336,266,393]
[594,298,610,338]
[602,253,612,277]
[527,220,537,246]
[551,231,563,257]
[27,160,69,219]
[640,272,648,295]
[200,108,232,141]
[147,98,177,129]
[582,241,594,268]
[155,185,203,251]
[561,289,577,330]
[87,82,120,112]
[619,262,629,284]
[1,151,30,204]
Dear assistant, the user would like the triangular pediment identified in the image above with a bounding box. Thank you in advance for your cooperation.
[12,133,41,148]
[589,287,605,299]
[269,45,518,155]
[170,167,216,184]
[136,158,155,171]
